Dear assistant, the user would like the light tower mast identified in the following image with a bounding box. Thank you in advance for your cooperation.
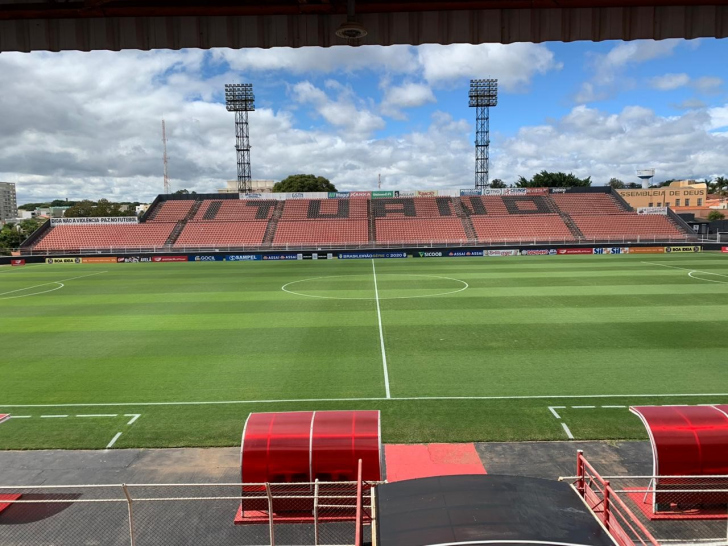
[162,120,170,194]
[468,79,498,190]
[225,83,255,193]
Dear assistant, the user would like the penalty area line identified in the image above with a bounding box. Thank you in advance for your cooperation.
[372,259,391,399]
[105,432,123,449]
[2,392,728,409]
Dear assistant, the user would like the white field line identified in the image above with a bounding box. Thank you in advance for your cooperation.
[572,406,595,409]
[561,423,575,440]
[76,414,118,418]
[372,260,391,399]
[2,392,728,409]
[0,263,46,273]
[105,432,122,449]
[0,271,108,299]
[688,271,728,284]
[125,414,141,425]
[40,415,68,418]
[9,415,31,418]
[548,406,564,419]
[642,261,728,277]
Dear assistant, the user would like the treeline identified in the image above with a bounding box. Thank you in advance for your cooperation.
[0,218,46,255]
[19,199,141,216]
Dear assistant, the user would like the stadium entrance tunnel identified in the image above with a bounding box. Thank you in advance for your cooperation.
[281,273,468,300]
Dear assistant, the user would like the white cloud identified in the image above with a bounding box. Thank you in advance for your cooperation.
[673,98,707,110]
[692,76,723,93]
[380,82,436,119]
[602,40,680,71]
[649,73,690,91]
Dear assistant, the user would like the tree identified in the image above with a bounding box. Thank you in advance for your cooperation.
[712,176,727,197]
[516,170,591,188]
[608,178,625,189]
[708,210,726,221]
[489,179,507,188]
[0,223,23,255]
[273,174,337,193]
[64,200,96,218]
[626,182,641,189]
[174,189,196,195]
[63,199,135,218]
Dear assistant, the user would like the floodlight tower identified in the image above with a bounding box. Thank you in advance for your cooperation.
[469,79,498,190]
[225,83,255,193]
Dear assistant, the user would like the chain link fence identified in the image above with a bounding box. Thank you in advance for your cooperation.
[0,481,379,546]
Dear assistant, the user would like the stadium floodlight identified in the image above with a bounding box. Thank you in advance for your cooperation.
[225,83,255,193]
[469,79,498,190]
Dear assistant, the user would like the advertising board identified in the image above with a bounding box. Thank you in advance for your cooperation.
[637,207,668,215]
[82,257,118,263]
[239,193,265,199]
[550,188,567,193]
[46,257,81,264]
[117,256,152,263]
[287,193,306,199]
[504,188,528,196]
[486,249,519,257]
[416,190,438,197]
[263,254,299,260]
[460,189,483,196]
[666,246,702,253]
[593,247,630,254]
[50,217,138,225]
[395,190,416,197]
[225,255,262,261]
[416,251,443,258]
[152,255,187,262]
[350,192,370,199]
[189,255,225,262]
[483,189,504,196]
[328,192,350,199]
[371,191,394,199]
[525,188,549,195]
[445,250,483,257]
[557,248,593,255]
[10,259,25,266]
[520,249,556,256]
[628,247,665,254]
[337,252,406,259]
[723,247,728,253]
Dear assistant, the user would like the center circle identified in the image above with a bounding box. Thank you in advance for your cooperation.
[281,273,468,300]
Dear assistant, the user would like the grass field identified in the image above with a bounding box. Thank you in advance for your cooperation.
[1,253,727,450]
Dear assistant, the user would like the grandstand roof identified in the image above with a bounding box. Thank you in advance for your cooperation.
[0,0,726,53]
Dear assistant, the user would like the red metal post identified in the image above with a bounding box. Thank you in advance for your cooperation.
[355,459,363,546]
[603,480,610,532]
[576,450,585,496]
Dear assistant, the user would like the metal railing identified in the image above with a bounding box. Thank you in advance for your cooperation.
[7,235,710,257]
[0,479,382,546]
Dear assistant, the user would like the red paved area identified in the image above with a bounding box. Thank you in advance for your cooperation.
[384,443,486,482]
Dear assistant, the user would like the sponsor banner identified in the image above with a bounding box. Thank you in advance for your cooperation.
[504,188,528,196]
[10,259,25,266]
[117,256,152,263]
[486,249,519,257]
[152,255,187,262]
[550,188,567,193]
[520,249,557,256]
[225,254,262,261]
[337,252,407,259]
[371,191,394,199]
[263,254,299,260]
[328,192,350,199]
[416,251,443,258]
[239,193,265,199]
[637,207,668,215]
[557,248,593,255]
[286,193,307,199]
[349,192,370,199]
[628,247,665,254]
[445,250,484,257]
[50,217,138,225]
[460,189,483,196]
[46,257,81,264]
[189,255,225,262]
[593,247,630,255]
[394,190,416,197]
[666,246,702,253]
[82,257,118,263]
[722,247,728,253]
[525,188,549,195]
[483,189,504,196]
[416,190,438,197]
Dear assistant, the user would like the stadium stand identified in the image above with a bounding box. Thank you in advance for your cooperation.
[23,190,696,253]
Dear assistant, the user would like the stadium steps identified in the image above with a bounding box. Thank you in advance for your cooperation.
[367,199,376,242]
[451,198,477,242]
[262,201,286,246]
[610,191,633,212]
[164,221,187,246]
[202,201,223,220]
[185,200,204,221]
[559,212,585,240]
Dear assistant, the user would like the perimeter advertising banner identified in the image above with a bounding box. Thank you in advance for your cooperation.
[395,190,416,197]
[486,249,519,257]
[520,249,556,256]
[593,247,630,254]
[557,248,593,255]
[637,207,668,215]
[460,189,482,196]
[188,255,225,262]
[262,254,299,260]
[350,192,370,199]
[46,257,81,264]
[152,256,187,262]
[628,247,665,254]
[10,259,25,266]
[666,246,702,253]
[118,256,152,263]
[328,192,350,199]
[416,190,438,197]
[525,188,550,195]
[445,250,484,257]
[415,251,443,258]
[723,247,728,253]
[483,189,504,196]
[371,191,394,199]
[82,257,118,263]
[225,255,262,261]
[337,252,406,259]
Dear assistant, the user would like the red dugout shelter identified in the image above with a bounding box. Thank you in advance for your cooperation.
[630,405,728,512]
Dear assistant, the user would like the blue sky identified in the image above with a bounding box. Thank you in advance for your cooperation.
[0,39,726,203]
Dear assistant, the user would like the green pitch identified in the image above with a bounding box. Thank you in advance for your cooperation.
[0,253,727,450]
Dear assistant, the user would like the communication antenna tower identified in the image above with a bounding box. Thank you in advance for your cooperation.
[162,120,170,194]
[469,79,498,190]
[225,83,255,193]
